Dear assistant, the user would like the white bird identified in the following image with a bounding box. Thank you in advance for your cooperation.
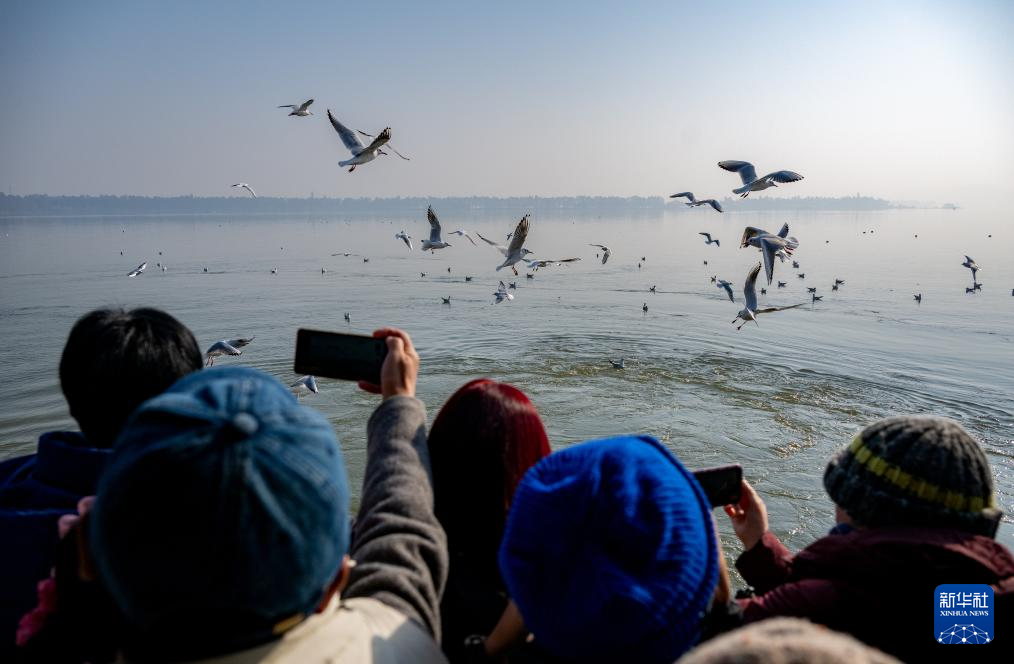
[699,232,720,247]
[126,262,147,278]
[478,215,533,275]
[717,280,735,302]
[395,231,413,251]
[740,223,800,285]
[290,375,319,396]
[718,161,804,198]
[589,244,611,264]
[327,110,409,172]
[732,263,806,330]
[670,192,723,213]
[525,257,581,271]
[278,99,314,117]
[961,255,980,280]
[204,336,254,367]
[493,280,514,304]
[231,183,257,198]
[447,229,478,245]
[609,358,625,369]
[420,206,453,252]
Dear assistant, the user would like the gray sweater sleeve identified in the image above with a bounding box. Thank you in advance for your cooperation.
[344,396,448,639]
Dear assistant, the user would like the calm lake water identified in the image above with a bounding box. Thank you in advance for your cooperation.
[1,208,1011,547]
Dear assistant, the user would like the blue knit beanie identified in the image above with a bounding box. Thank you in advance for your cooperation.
[90,367,349,657]
[499,435,719,663]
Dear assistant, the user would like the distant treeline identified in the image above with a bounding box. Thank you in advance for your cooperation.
[0,193,899,217]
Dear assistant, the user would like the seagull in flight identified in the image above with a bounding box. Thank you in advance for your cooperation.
[589,244,611,264]
[717,279,735,302]
[699,232,720,247]
[290,375,319,396]
[961,255,980,280]
[231,183,257,198]
[478,215,533,275]
[126,262,147,278]
[421,206,452,252]
[493,280,514,304]
[670,192,723,213]
[447,229,478,245]
[395,231,413,251]
[204,336,254,367]
[327,110,409,172]
[740,223,800,285]
[526,257,580,271]
[718,161,804,198]
[732,263,806,330]
[278,99,314,117]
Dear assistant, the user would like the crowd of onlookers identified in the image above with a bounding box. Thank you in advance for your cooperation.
[0,306,1010,663]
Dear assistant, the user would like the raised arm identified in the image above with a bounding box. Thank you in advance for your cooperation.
[344,329,449,639]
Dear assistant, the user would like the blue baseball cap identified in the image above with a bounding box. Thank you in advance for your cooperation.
[90,366,349,656]
[499,435,719,663]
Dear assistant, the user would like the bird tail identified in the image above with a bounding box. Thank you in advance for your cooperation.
[733,184,751,195]
[783,237,799,253]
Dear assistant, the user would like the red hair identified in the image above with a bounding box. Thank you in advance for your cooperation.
[428,379,550,566]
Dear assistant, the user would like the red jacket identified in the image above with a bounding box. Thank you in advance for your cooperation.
[736,527,1013,661]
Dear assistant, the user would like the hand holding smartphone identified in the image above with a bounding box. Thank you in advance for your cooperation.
[294,329,389,385]
[692,464,743,507]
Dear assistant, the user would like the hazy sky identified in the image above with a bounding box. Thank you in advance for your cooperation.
[2,1,1012,207]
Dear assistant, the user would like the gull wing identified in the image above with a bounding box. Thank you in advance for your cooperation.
[964,255,975,264]
[718,160,758,185]
[720,282,735,302]
[777,223,790,238]
[756,303,806,314]
[227,336,255,349]
[744,263,761,311]
[670,191,697,203]
[427,206,443,243]
[699,232,713,242]
[740,226,762,248]
[361,129,391,154]
[765,170,804,184]
[386,144,410,160]
[207,341,241,356]
[297,99,314,113]
[759,238,777,285]
[476,233,507,255]
[506,215,530,255]
[327,110,365,155]
[277,104,296,109]
[704,199,723,213]
[461,231,477,245]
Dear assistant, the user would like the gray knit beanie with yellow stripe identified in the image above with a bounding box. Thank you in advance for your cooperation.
[824,416,1001,536]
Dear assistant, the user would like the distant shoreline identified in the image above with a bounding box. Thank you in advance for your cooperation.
[0,193,943,218]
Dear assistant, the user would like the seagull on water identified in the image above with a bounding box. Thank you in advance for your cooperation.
[589,244,611,264]
[670,192,723,213]
[127,262,147,278]
[526,257,580,271]
[834,278,845,286]
[278,99,314,116]
[609,358,625,369]
[914,293,922,303]
[442,296,451,304]
[231,183,257,198]
[798,273,806,279]
[807,287,817,293]
[290,375,319,397]
[395,231,413,250]
[344,312,351,323]
[699,232,720,247]
[508,281,517,289]
[447,229,478,245]
[204,336,254,366]
[792,260,800,269]
[421,206,453,253]
[493,281,514,304]
[961,256,980,280]
[642,302,648,312]
[718,160,804,198]
[732,263,806,330]
[777,281,786,288]
[327,110,409,172]
[478,215,533,275]
[649,285,656,293]
[812,294,823,302]
[717,279,735,302]
[740,223,799,285]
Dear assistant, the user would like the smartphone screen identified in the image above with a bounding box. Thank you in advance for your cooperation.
[294,329,388,385]
[692,464,743,507]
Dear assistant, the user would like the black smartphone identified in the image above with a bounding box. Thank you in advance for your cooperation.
[294,328,388,385]
[692,464,743,507]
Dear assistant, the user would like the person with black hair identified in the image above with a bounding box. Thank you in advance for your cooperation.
[0,307,202,658]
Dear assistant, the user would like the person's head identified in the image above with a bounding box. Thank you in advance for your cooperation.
[428,379,550,561]
[89,367,350,660]
[677,617,901,664]
[59,307,202,447]
[824,416,1001,537]
[499,435,719,663]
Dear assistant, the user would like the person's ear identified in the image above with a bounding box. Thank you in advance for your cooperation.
[315,555,354,614]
